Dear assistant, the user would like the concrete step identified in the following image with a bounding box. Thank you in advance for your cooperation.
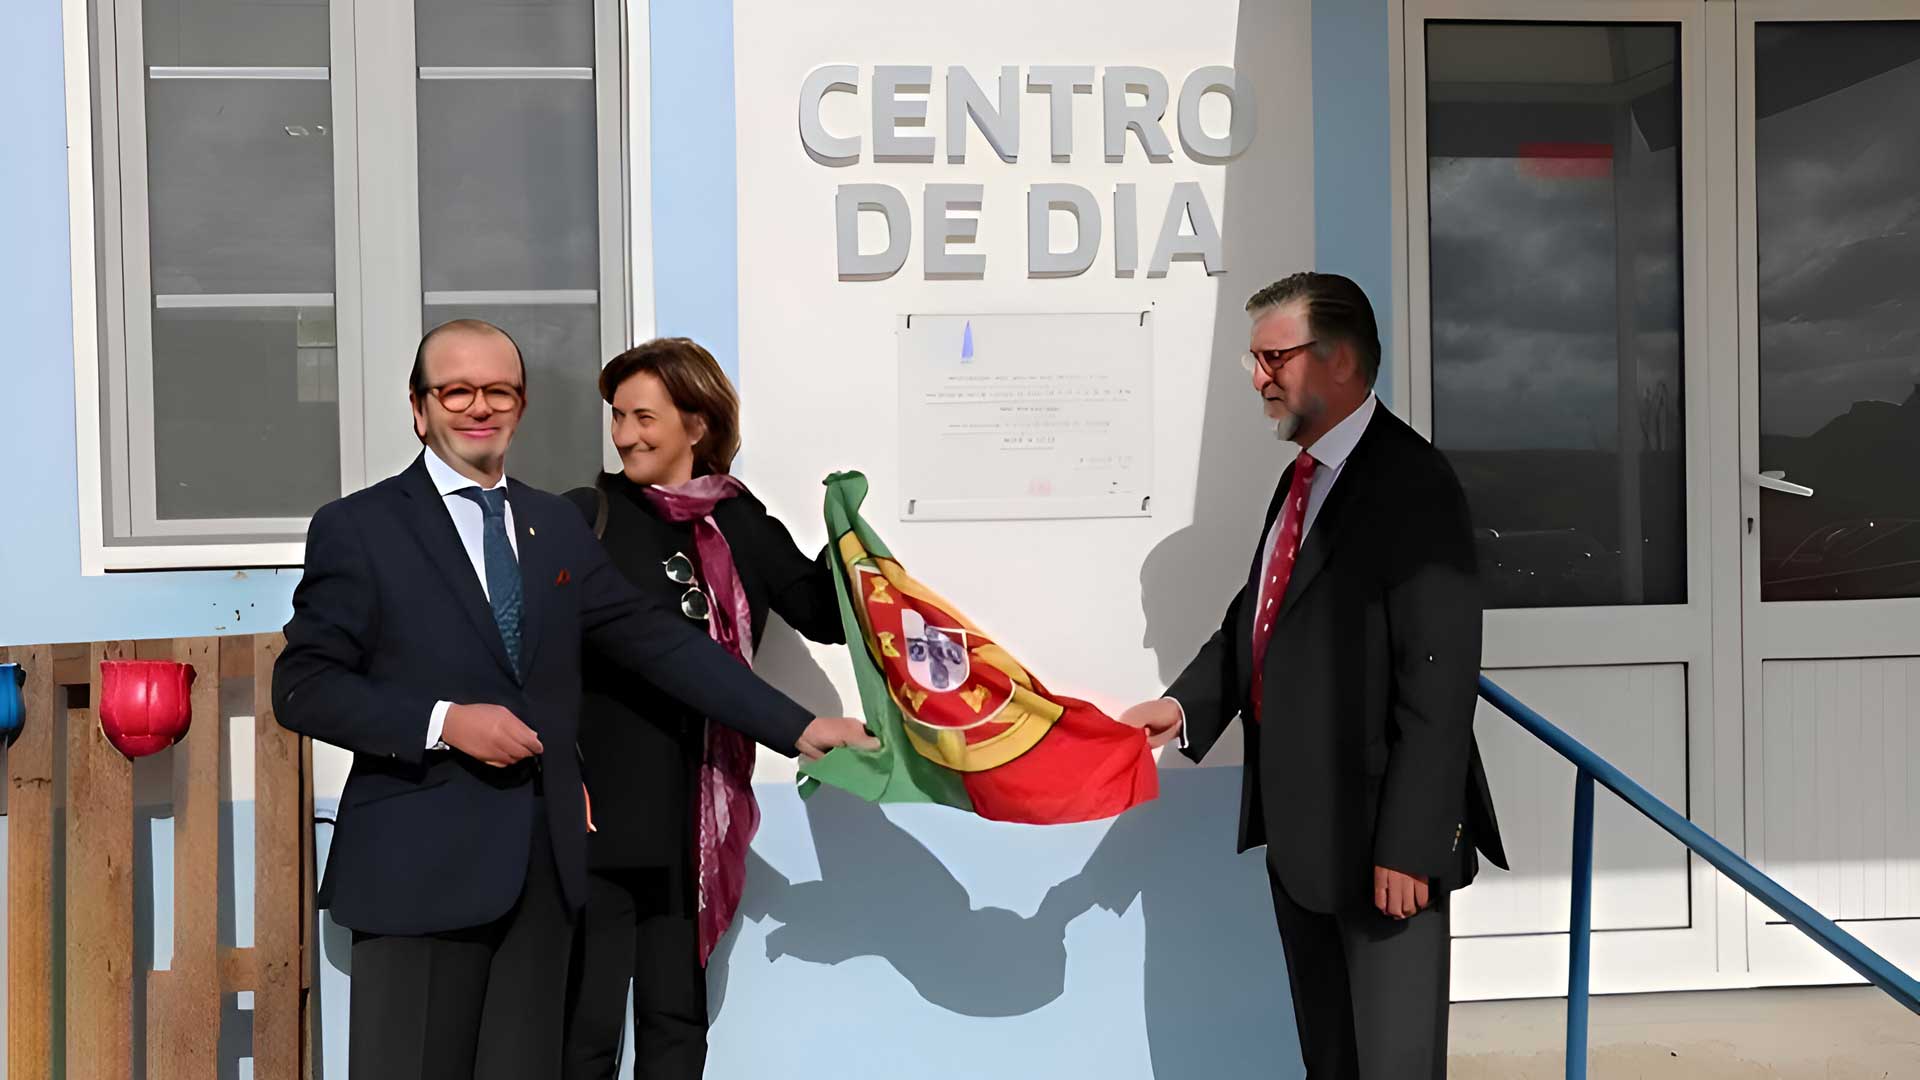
[1450,986,1920,1078]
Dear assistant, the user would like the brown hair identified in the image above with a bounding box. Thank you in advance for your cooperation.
[598,337,741,475]
[1245,272,1382,387]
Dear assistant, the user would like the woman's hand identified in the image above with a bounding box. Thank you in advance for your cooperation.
[796,716,880,760]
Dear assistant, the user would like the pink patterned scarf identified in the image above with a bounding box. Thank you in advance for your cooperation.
[639,473,759,966]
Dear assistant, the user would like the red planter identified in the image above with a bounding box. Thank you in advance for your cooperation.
[97,659,195,759]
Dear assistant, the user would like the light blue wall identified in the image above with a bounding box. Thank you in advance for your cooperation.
[649,0,742,385]
[1313,0,1397,408]
[0,1,1397,1076]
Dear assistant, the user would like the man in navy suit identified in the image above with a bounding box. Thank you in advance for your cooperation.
[273,319,875,1078]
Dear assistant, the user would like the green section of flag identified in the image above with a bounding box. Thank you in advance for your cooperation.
[797,472,972,811]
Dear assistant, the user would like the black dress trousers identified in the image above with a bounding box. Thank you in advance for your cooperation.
[348,796,575,1080]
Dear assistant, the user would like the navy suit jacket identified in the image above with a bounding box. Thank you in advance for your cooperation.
[273,456,813,936]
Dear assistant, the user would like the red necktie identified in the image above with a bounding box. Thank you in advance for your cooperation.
[1249,451,1317,721]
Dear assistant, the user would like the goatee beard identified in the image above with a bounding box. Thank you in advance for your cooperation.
[1271,407,1301,442]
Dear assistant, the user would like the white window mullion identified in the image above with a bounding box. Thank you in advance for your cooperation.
[417,66,592,80]
[625,0,655,348]
[153,294,337,309]
[111,0,165,538]
[332,0,368,499]
[423,289,599,306]
[148,66,329,80]
[353,0,427,484]
[597,0,627,475]
[89,0,134,542]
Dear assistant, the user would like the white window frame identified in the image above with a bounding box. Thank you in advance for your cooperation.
[61,0,653,573]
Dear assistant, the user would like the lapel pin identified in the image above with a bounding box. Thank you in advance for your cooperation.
[528,526,537,537]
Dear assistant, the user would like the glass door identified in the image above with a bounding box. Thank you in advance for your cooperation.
[1736,0,1920,985]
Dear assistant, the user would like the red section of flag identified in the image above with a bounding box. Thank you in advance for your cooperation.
[959,694,1160,825]
[1517,141,1613,180]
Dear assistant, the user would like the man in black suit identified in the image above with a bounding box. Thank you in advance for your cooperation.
[273,319,875,1079]
[1120,274,1505,1078]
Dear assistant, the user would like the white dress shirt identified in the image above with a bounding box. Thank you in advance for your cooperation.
[1168,393,1378,747]
[422,446,519,749]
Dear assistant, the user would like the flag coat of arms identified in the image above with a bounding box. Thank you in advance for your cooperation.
[799,472,1158,823]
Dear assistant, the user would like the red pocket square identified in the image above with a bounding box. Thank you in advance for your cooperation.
[555,569,572,586]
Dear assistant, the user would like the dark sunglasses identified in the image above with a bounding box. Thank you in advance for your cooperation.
[663,552,710,622]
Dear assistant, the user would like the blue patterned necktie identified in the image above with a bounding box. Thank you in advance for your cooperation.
[456,487,523,669]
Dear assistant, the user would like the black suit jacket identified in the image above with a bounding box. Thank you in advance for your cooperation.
[560,474,844,870]
[272,456,814,936]
[1168,406,1507,914]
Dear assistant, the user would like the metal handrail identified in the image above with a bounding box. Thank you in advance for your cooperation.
[1476,675,1920,1080]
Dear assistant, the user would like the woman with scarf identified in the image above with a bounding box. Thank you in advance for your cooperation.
[560,338,844,1079]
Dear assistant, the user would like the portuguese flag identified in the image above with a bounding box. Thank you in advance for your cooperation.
[798,472,1158,824]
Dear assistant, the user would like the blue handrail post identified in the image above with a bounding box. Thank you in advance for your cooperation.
[1567,769,1596,1080]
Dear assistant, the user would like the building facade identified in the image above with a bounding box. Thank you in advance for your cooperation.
[2,0,1915,1075]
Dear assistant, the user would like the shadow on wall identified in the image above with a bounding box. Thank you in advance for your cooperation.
[750,617,849,721]
[308,778,1299,1079]
[302,671,1302,1078]
[716,774,1300,1080]
[1139,0,1313,749]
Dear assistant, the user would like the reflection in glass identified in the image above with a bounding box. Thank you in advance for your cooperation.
[1425,22,1686,609]
[1756,24,1920,602]
[416,80,599,293]
[416,0,594,69]
[153,306,341,520]
[423,303,602,494]
[146,79,335,294]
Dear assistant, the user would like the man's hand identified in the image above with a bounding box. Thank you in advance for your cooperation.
[1117,698,1184,749]
[442,703,543,767]
[1374,865,1430,919]
[796,717,880,761]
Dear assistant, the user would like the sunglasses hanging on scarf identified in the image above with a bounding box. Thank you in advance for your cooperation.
[662,552,712,622]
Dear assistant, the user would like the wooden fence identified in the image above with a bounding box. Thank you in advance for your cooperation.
[1,635,314,1079]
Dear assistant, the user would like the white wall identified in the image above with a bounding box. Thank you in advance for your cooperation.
[732,0,1317,780]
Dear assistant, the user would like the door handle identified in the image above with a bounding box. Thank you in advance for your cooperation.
[1752,470,1813,497]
